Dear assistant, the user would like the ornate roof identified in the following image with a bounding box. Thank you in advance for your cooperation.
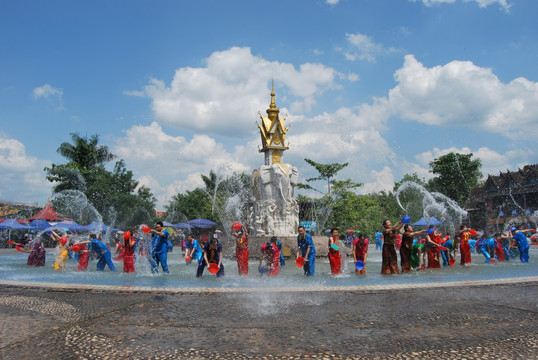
[27,199,70,221]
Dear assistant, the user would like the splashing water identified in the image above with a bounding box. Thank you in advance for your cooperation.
[395,181,468,234]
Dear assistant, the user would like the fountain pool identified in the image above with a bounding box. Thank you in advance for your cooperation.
[1,247,537,289]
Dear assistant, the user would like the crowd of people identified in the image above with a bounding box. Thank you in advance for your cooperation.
[379,218,535,275]
[7,218,536,279]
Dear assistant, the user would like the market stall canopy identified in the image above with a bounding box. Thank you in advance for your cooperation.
[27,199,70,221]
[80,221,105,231]
[29,219,52,230]
[0,218,30,230]
[188,218,217,228]
[51,220,86,231]
[411,217,443,226]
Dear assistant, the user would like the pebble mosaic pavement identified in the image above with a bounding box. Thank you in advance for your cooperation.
[0,276,537,359]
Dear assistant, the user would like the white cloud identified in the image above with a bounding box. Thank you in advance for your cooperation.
[387,55,538,140]
[123,90,145,97]
[413,0,511,11]
[143,47,341,138]
[285,106,399,196]
[0,136,52,203]
[33,84,64,109]
[466,0,511,11]
[126,52,536,203]
[358,166,396,194]
[344,33,397,62]
[326,0,340,5]
[347,73,360,82]
[113,122,251,207]
[417,0,457,5]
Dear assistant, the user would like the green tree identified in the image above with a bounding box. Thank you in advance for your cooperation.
[45,134,156,229]
[56,133,116,171]
[165,171,252,230]
[427,152,482,207]
[298,159,350,195]
[393,173,428,192]
[165,188,215,223]
[297,159,362,232]
[84,160,156,228]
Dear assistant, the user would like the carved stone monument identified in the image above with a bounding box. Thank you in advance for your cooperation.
[252,83,299,237]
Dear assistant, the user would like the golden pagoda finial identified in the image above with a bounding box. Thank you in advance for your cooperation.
[270,79,276,110]
[256,81,289,165]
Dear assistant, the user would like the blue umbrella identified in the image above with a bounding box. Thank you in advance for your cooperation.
[188,218,217,228]
[171,222,190,229]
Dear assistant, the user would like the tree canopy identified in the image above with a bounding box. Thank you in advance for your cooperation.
[427,152,482,207]
[45,133,156,229]
[299,158,350,195]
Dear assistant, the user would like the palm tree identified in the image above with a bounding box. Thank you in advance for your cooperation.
[57,133,116,170]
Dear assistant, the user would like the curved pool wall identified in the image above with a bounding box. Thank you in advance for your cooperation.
[1,247,537,289]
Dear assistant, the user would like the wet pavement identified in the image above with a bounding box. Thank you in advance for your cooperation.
[0,279,537,359]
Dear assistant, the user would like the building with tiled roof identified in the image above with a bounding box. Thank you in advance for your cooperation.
[465,164,538,232]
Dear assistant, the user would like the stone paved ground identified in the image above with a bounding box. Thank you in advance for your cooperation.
[0,281,536,359]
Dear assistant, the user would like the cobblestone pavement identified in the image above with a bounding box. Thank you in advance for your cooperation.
[0,280,536,359]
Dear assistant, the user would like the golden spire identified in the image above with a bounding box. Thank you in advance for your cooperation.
[256,81,289,164]
[269,80,276,110]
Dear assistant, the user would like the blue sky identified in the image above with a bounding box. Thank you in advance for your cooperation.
[1,0,537,209]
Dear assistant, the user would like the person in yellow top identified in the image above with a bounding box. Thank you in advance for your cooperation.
[49,230,69,270]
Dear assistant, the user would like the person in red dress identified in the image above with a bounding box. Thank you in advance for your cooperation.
[75,242,90,271]
[400,225,426,273]
[113,237,125,261]
[457,225,472,265]
[258,237,280,277]
[425,227,442,269]
[328,228,342,275]
[494,233,505,262]
[381,219,404,275]
[233,222,249,275]
[353,233,369,275]
[122,231,136,273]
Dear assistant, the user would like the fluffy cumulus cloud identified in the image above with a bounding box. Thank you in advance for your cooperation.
[387,55,538,140]
[113,122,251,206]
[141,47,341,138]
[125,49,536,202]
[33,84,64,110]
[285,106,398,195]
[0,136,52,203]
[343,33,397,62]
[358,166,396,194]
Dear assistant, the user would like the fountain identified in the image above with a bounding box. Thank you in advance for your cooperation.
[1,179,537,289]
[1,85,537,292]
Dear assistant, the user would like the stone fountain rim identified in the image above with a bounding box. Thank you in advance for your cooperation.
[1,276,536,295]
